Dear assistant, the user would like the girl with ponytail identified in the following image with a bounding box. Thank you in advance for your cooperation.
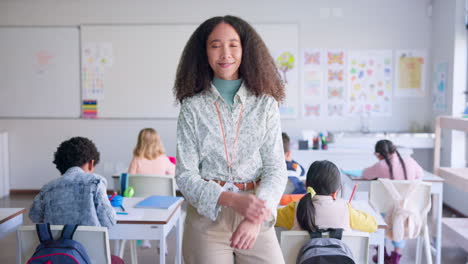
[276,160,377,233]
[362,140,423,180]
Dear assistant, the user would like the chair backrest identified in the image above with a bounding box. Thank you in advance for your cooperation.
[280,230,369,264]
[369,180,432,215]
[126,174,176,197]
[17,225,111,264]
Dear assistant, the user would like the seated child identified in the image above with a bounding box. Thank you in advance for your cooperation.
[128,128,175,176]
[276,160,377,233]
[128,128,175,249]
[362,139,423,180]
[282,132,306,194]
[29,137,116,227]
[363,139,424,263]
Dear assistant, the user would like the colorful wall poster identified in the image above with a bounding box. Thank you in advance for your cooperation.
[395,50,427,97]
[328,103,345,117]
[347,50,393,116]
[82,66,105,100]
[273,50,299,119]
[301,49,324,118]
[433,62,448,112]
[303,49,322,67]
[303,70,322,97]
[82,43,113,100]
[34,50,55,75]
[303,104,321,117]
[82,100,97,119]
[326,49,347,117]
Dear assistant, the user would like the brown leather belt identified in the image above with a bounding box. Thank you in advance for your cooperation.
[205,179,260,191]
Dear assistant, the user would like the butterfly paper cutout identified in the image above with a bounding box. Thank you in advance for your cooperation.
[328,104,344,116]
[304,52,321,66]
[328,52,344,65]
[304,104,320,117]
[328,70,344,81]
[328,86,344,99]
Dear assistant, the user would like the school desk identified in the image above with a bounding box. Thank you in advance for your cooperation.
[352,200,387,264]
[108,197,184,264]
[343,171,444,264]
[0,208,25,240]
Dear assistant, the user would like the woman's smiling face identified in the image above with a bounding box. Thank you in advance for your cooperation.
[206,23,242,80]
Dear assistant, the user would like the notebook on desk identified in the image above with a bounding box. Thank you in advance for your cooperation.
[341,169,363,178]
[135,195,182,211]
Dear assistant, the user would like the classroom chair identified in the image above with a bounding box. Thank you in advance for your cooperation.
[17,225,112,264]
[369,179,433,264]
[280,230,370,264]
[117,173,177,264]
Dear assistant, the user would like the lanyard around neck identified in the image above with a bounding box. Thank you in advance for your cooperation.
[214,101,244,171]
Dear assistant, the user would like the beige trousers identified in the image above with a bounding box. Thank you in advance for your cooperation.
[183,203,285,264]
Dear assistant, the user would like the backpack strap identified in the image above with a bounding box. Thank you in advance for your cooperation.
[61,224,78,240]
[308,230,323,239]
[36,223,53,243]
[308,228,343,240]
[379,179,402,201]
[327,228,343,240]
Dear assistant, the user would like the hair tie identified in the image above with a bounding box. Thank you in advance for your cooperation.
[307,186,316,198]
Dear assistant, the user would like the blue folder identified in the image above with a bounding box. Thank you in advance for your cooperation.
[135,195,182,210]
[342,169,363,178]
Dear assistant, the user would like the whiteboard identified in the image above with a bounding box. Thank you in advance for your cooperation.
[0,27,80,118]
[80,24,299,119]
[80,25,196,118]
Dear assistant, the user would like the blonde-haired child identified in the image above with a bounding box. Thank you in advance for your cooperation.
[128,128,175,249]
[129,128,175,176]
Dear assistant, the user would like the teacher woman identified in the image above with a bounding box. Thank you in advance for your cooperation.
[174,15,287,263]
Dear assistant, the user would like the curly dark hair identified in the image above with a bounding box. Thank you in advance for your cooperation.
[174,15,285,103]
[53,137,100,174]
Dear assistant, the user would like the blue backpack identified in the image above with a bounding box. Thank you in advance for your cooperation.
[27,223,92,264]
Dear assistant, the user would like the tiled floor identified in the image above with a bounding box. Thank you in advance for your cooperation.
[1,194,467,264]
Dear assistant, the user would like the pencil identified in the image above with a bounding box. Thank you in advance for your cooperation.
[120,205,126,212]
[108,192,117,201]
[349,183,358,203]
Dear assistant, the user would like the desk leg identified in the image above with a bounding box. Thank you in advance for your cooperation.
[377,229,385,264]
[176,213,182,264]
[160,227,166,264]
[435,189,442,264]
[113,240,120,256]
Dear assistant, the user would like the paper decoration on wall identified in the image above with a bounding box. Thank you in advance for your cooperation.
[326,50,347,117]
[304,50,321,66]
[328,86,344,100]
[82,100,97,119]
[301,49,323,118]
[328,69,344,81]
[347,50,393,116]
[327,51,345,65]
[83,43,113,68]
[395,50,426,97]
[433,62,448,112]
[304,104,321,117]
[82,43,113,100]
[303,70,322,97]
[82,66,105,100]
[273,50,299,119]
[276,52,295,84]
[328,103,344,117]
[34,50,55,75]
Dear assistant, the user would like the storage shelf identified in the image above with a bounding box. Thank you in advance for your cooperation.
[436,167,468,190]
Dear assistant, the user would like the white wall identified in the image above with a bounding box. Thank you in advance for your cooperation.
[431,0,468,215]
[0,0,439,189]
